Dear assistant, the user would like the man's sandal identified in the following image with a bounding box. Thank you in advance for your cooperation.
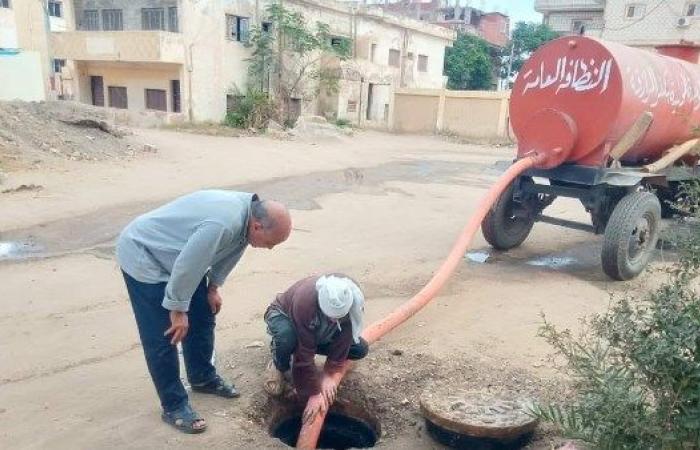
[192,375,240,398]
[161,403,207,434]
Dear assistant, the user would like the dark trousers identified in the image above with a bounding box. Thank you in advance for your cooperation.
[122,271,216,413]
[265,312,369,372]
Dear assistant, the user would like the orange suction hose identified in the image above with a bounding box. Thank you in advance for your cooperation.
[296,153,545,449]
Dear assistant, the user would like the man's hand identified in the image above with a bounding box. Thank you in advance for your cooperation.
[208,285,223,315]
[320,375,337,406]
[164,310,189,345]
[302,393,328,425]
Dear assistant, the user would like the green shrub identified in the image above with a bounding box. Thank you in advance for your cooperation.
[334,118,351,128]
[224,90,274,130]
[534,183,700,449]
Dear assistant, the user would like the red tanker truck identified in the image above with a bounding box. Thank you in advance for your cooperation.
[483,36,700,280]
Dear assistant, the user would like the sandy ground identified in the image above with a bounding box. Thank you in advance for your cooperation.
[0,129,663,449]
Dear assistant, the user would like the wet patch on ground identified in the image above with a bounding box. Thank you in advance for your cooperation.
[0,159,496,263]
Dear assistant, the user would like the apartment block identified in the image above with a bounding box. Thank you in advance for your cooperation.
[2,0,452,126]
[347,0,509,48]
[536,0,700,50]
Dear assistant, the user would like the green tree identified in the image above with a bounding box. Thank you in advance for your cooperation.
[502,22,559,81]
[444,33,493,90]
[246,3,351,124]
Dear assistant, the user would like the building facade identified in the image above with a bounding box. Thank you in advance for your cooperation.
[349,0,509,48]
[535,0,700,50]
[0,0,72,101]
[3,0,453,126]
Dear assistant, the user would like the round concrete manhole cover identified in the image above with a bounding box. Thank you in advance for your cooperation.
[420,388,538,449]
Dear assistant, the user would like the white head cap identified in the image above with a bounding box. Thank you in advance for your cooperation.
[315,275,365,343]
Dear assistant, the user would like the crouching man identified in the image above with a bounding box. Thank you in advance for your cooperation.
[264,274,369,423]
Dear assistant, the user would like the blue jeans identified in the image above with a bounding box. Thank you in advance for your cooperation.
[122,271,216,413]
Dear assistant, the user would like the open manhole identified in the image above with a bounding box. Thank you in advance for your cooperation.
[266,378,381,449]
[420,388,538,450]
[271,411,378,449]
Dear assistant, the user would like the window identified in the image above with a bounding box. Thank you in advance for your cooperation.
[347,100,357,113]
[370,43,377,62]
[625,4,645,19]
[142,8,165,31]
[52,58,66,74]
[226,15,249,42]
[0,0,10,9]
[262,21,272,33]
[171,80,181,113]
[108,86,128,109]
[418,54,428,72]
[48,1,61,17]
[82,10,99,30]
[48,1,62,17]
[168,7,179,32]
[102,9,123,31]
[572,19,590,34]
[687,3,699,16]
[388,49,400,67]
[145,89,167,111]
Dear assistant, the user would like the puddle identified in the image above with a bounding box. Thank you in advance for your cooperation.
[525,256,578,269]
[0,241,42,261]
[465,251,490,264]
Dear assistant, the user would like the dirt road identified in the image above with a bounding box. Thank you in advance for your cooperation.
[0,129,655,449]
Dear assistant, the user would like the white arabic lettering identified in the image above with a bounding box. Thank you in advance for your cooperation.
[522,56,613,95]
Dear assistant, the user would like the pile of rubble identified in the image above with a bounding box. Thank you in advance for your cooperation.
[288,115,353,140]
[0,100,137,169]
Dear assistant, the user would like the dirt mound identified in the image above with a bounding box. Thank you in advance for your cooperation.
[0,100,137,170]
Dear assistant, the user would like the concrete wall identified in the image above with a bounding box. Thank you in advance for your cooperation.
[393,90,440,133]
[51,31,185,63]
[0,51,46,101]
[181,0,257,122]
[602,0,700,47]
[393,88,510,139]
[12,0,52,97]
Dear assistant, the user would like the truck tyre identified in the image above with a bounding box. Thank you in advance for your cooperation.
[482,179,535,250]
[602,191,661,281]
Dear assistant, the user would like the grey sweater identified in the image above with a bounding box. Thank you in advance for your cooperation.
[116,190,257,311]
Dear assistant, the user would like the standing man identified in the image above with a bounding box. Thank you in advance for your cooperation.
[117,190,291,434]
[263,274,368,424]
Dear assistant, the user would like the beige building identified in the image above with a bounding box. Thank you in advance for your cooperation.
[0,0,70,101]
[0,0,452,125]
[536,0,700,49]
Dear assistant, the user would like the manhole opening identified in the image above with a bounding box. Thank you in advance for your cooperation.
[271,411,378,449]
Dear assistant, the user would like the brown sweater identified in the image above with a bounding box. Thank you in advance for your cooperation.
[268,274,355,397]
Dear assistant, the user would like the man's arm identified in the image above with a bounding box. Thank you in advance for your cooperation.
[322,322,352,374]
[163,222,227,312]
[208,247,246,288]
[291,292,323,398]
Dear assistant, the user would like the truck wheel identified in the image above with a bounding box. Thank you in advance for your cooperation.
[482,179,535,250]
[601,191,661,281]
